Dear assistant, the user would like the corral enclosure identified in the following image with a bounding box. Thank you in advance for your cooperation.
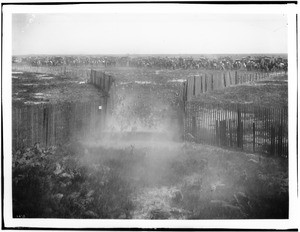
[12,65,288,156]
[11,57,289,220]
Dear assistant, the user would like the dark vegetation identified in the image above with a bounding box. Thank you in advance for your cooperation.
[13,143,137,218]
[13,142,288,219]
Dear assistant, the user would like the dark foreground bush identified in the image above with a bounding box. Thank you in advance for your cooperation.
[12,143,136,218]
[168,146,288,219]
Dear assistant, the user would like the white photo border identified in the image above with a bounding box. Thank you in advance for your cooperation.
[2,2,299,230]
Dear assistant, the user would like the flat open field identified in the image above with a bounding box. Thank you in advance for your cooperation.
[12,66,288,109]
[12,71,103,106]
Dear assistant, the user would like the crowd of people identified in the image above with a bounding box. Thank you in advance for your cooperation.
[13,55,288,72]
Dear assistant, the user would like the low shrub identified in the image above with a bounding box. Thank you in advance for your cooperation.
[12,143,137,218]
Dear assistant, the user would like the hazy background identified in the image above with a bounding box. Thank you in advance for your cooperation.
[12,13,287,55]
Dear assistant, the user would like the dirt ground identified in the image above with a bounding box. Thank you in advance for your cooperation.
[93,67,288,108]
[12,71,103,106]
[191,74,288,108]
[12,67,288,109]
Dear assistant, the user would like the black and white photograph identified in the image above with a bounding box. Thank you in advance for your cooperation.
[1,2,298,230]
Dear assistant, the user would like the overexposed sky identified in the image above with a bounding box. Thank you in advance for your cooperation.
[12,13,288,55]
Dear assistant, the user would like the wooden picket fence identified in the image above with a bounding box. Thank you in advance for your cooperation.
[12,100,107,151]
[12,69,117,151]
[183,71,286,101]
[90,69,116,116]
[90,70,115,94]
[184,102,288,157]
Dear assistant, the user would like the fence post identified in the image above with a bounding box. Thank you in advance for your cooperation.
[211,74,214,91]
[229,119,233,147]
[183,82,187,102]
[237,107,241,148]
[205,74,208,92]
[279,108,284,157]
[201,76,203,93]
[235,71,238,85]
[43,107,49,146]
[220,120,223,146]
[220,120,227,146]
[185,81,188,102]
[215,120,219,145]
[270,126,275,155]
[193,76,196,96]
[103,75,106,91]
[278,125,283,157]
[181,82,187,141]
[253,122,255,153]
[192,116,197,140]
[240,121,243,149]
[223,73,227,87]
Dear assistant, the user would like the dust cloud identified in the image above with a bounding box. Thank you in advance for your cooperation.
[83,73,183,150]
